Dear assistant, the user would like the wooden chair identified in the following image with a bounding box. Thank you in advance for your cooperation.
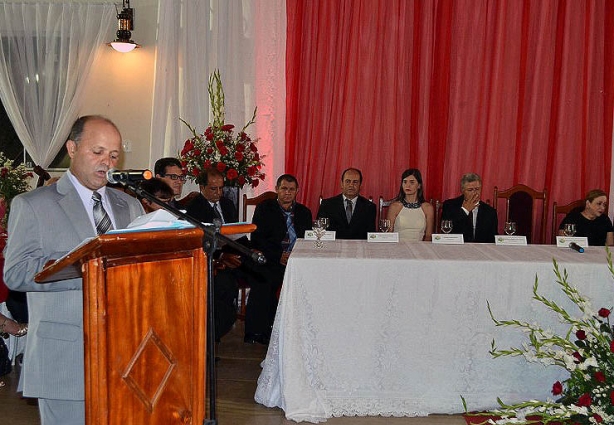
[235,191,277,320]
[378,196,395,224]
[493,184,548,244]
[551,199,584,243]
[176,191,200,207]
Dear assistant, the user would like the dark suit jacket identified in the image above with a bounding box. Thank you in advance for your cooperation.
[441,195,498,243]
[251,199,313,265]
[317,194,376,240]
[185,194,239,224]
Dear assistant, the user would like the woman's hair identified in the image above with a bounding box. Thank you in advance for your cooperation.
[585,189,607,203]
[396,168,425,204]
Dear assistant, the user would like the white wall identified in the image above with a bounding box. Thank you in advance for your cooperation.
[79,0,158,169]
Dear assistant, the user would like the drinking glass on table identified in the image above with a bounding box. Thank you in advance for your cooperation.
[319,217,330,230]
[563,223,576,237]
[504,221,517,235]
[379,218,391,233]
[441,220,453,234]
[312,219,326,248]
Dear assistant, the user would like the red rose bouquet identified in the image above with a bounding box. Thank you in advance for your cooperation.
[464,250,614,424]
[179,70,265,188]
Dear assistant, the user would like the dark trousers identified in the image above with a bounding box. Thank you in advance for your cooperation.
[213,269,239,341]
[245,263,285,337]
[6,290,28,324]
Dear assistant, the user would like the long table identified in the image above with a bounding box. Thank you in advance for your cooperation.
[254,240,614,423]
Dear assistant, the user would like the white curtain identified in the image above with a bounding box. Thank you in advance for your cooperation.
[151,0,287,194]
[0,2,114,167]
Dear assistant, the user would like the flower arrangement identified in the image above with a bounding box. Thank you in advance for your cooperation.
[179,70,265,188]
[0,151,33,228]
[464,250,614,425]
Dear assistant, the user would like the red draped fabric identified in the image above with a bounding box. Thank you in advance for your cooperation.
[285,0,614,239]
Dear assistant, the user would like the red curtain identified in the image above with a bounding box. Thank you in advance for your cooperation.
[285,0,614,239]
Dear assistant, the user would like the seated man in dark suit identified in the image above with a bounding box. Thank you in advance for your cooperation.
[248,174,312,344]
[441,173,498,243]
[317,168,376,239]
[184,168,245,341]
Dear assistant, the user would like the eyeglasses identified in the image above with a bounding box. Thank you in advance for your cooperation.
[162,173,187,182]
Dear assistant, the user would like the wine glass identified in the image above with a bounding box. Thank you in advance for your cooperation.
[379,218,391,233]
[441,220,453,234]
[504,221,517,235]
[319,217,330,230]
[312,219,326,248]
[563,223,576,237]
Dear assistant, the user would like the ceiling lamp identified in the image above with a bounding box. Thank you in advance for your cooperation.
[108,0,140,53]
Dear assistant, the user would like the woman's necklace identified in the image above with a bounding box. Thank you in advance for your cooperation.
[401,199,421,209]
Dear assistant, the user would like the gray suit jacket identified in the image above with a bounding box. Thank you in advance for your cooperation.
[3,173,144,400]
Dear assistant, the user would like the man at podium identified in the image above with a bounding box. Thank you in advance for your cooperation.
[3,116,144,425]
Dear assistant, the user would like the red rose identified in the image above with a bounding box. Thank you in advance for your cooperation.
[572,351,583,363]
[206,148,214,155]
[552,381,563,395]
[611,340,614,352]
[181,140,194,155]
[191,167,200,177]
[577,393,591,407]
[221,124,235,131]
[259,173,265,180]
[610,390,614,405]
[180,161,187,167]
[238,176,246,186]
[595,371,606,382]
[576,330,586,340]
[599,308,611,318]
[193,149,201,157]
[250,143,258,152]
[204,126,212,135]
[247,166,257,177]
[239,131,247,141]
[219,146,229,156]
[235,152,244,161]
[206,132,214,141]
[226,168,238,180]
[236,143,245,152]
[204,160,212,168]
[252,179,259,188]
[216,162,226,172]
[594,414,603,423]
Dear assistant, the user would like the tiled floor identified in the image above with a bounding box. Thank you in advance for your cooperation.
[0,322,466,425]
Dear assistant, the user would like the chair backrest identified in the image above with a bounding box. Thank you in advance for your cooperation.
[242,191,277,222]
[551,199,585,243]
[493,184,548,244]
[430,198,442,233]
[176,191,200,208]
[378,196,395,224]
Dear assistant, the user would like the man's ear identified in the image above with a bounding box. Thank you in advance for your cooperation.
[66,140,77,159]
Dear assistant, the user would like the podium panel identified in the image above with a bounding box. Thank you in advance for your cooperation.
[37,229,207,425]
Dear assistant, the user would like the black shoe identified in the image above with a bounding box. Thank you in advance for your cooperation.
[244,333,270,345]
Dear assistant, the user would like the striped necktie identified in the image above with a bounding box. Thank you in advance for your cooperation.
[92,191,112,235]
[345,199,353,223]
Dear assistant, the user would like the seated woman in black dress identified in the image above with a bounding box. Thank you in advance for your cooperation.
[558,189,613,246]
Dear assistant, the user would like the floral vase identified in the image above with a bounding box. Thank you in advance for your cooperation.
[223,186,240,213]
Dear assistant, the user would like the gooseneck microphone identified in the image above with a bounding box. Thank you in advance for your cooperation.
[106,169,153,185]
[569,242,584,253]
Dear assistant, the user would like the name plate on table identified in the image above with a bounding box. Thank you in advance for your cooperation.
[304,230,336,241]
[556,236,588,248]
[431,234,464,244]
[367,232,399,243]
[495,235,527,246]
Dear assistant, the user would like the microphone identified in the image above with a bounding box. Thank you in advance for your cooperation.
[569,242,584,253]
[106,169,153,185]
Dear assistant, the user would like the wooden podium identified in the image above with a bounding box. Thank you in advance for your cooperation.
[36,227,211,425]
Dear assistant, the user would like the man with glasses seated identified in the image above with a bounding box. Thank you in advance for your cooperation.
[441,173,498,243]
[154,157,187,208]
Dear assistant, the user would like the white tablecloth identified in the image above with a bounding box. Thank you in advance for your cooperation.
[254,240,614,423]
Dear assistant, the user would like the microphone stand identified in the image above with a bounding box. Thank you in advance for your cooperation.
[117,179,265,425]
